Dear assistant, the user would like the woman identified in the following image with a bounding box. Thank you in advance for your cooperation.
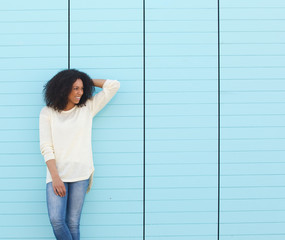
[39,69,120,239]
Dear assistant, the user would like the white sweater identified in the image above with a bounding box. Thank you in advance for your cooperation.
[39,79,120,192]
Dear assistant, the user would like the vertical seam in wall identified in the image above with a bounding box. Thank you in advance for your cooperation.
[217,0,221,239]
[143,0,146,239]
[68,0,70,69]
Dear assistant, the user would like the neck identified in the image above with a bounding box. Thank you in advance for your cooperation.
[64,103,75,111]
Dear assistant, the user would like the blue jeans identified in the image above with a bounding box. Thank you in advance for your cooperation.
[46,179,89,240]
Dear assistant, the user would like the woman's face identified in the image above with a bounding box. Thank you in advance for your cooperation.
[67,78,84,106]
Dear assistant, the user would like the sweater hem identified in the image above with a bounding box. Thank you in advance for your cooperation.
[46,169,94,184]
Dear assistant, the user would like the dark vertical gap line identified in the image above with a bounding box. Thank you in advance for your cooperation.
[68,0,70,69]
[217,0,221,239]
[142,0,146,239]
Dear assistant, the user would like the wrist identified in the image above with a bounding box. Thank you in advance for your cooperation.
[51,174,61,181]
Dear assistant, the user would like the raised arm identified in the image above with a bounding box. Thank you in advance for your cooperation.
[87,79,120,117]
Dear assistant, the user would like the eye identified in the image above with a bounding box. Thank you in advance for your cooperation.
[73,87,84,91]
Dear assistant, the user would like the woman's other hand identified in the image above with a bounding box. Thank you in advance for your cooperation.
[45,159,66,197]
[52,176,66,197]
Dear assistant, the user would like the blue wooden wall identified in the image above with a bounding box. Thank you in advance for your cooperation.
[145,0,218,239]
[220,0,285,239]
[0,0,284,239]
[0,0,68,239]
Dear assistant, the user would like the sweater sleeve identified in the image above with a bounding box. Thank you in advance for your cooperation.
[87,79,120,117]
[39,107,55,162]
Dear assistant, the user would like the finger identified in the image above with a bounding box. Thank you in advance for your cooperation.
[60,189,66,197]
[62,186,66,197]
[53,186,58,196]
[57,189,62,197]
[58,186,65,197]
[55,185,63,197]
[57,187,63,197]
[56,188,61,197]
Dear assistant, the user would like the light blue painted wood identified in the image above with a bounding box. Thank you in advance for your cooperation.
[220,0,285,239]
[0,0,284,239]
[145,0,218,239]
[0,0,67,239]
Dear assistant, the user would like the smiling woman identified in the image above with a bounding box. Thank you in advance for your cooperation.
[39,69,120,239]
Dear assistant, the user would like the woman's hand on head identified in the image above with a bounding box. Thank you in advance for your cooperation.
[52,176,66,197]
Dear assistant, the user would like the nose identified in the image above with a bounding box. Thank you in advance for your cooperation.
[77,89,83,95]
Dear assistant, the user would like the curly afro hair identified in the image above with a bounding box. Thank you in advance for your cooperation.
[43,69,95,112]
